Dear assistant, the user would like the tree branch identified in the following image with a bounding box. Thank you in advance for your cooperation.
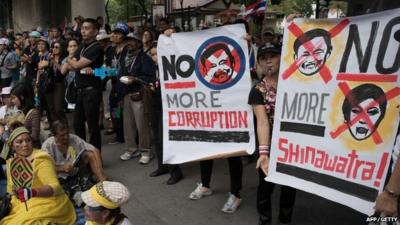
[105,0,111,24]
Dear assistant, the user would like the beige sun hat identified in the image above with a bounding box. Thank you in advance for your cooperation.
[81,181,130,209]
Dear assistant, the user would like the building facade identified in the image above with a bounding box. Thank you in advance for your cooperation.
[1,0,105,32]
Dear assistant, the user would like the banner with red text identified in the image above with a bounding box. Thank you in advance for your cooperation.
[266,9,400,215]
[158,24,255,164]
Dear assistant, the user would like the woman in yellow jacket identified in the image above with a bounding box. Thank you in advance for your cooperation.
[0,126,76,224]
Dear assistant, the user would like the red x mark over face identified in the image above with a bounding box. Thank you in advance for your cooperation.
[282,19,350,84]
[330,82,400,145]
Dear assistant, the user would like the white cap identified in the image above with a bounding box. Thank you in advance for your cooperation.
[1,87,11,95]
[81,181,130,209]
[96,30,110,41]
[0,38,9,46]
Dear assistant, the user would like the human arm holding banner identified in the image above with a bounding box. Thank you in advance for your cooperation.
[253,104,271,176]
[374,151,400,216]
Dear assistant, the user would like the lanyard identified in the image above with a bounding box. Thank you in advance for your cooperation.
[80,41,98,58]
[127,52,138,75]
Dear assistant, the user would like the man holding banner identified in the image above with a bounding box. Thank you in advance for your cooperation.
[157,24,255,213]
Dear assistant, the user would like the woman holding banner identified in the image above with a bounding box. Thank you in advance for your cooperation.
[248,43,297,225]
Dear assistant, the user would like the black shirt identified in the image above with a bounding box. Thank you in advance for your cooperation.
[248,80,277,126]
[74,40,104,89]
[248,85,264,105]
[23,47,39,79]
[116,48,155,97]
[51,59,65,83]
[104,45,115,67]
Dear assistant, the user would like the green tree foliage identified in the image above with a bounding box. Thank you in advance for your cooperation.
[269,0,314,17]
[329,0,347,15]
[107,0,151,24]
[291,0,314,17]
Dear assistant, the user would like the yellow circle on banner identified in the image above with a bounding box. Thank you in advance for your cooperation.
[328,82,399,152]
[282,20,347,83]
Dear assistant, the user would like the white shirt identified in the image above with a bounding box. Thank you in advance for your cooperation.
[0,105,7,120]
[392,134,400,172]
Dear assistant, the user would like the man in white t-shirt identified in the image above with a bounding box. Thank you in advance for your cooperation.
[41,120,107,181]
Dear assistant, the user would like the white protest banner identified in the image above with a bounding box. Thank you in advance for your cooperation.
[266,8,400,215]
[157,24,255,164]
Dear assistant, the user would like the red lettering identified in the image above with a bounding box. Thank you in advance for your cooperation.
[289,143,300,163]
[225,111,230,128]
[362,162,375,180]
[168,111,176,126]
[192,112,201,128]
[314,150,325,168]
[336,157,348,173]
[305,146,316,164]
[177,111,185,126]
[210,112,217,128]
[238,111,248,128]
[185,111,195,128]
[204,112,210,127]
[218,111,224,128]
[277,138,289,162]
[346,150,358,178]
[323,156,337,172]
[229,111,237,128]
[352,160,365,179]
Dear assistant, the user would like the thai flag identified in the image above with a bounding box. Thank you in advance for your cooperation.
[240,0,267,21]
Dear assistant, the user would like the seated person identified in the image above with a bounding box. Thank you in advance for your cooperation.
[81,181,133,225]
[0,126,76,224]
[41,120,107,182]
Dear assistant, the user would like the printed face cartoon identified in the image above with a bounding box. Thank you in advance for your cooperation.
[201,43,235,84]
[342,84,387,141]
[349,98,382,140]
[293,29,332,76]
[296,37,329,75]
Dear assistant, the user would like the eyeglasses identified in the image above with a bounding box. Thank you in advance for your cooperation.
[53,46,60,49]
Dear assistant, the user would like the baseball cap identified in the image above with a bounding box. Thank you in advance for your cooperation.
[263,27,275,36]
[113,22,129,36]
[257,42,282,59]
[126,32,141,42]
[1,87,11,95]
[29,31,41,38]
[81,181,130,209]
[0,38,9,46]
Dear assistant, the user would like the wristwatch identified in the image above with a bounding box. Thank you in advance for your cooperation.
[384,186,400,198]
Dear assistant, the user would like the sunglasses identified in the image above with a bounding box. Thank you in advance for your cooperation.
[83,205,106,212]
[53,45,60,49]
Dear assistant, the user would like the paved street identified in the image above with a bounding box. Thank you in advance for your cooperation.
[100,133,368,225]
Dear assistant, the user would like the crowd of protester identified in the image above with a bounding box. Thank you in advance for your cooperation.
[0,13,398,225]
